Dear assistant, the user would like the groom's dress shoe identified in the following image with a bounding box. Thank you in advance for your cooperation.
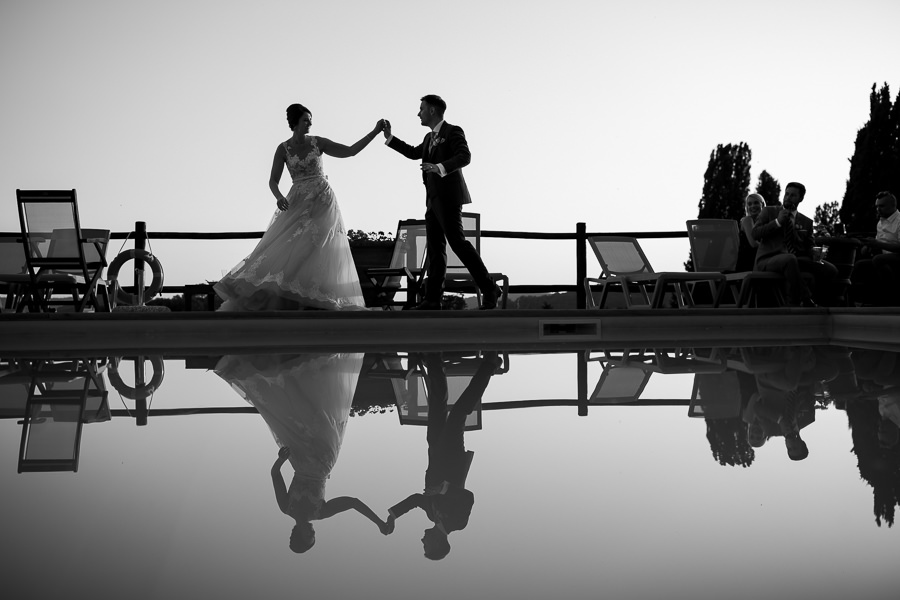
[480,285,501,310]
[408,300,442,311]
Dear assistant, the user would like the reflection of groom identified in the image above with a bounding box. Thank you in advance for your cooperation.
[382,94,498,310]
[387,351,501,560]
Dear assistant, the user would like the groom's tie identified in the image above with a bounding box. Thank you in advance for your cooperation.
[428,131,439,154]
[783,215,798,255]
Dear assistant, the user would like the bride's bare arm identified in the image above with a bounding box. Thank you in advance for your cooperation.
[320,496,390,531]
[319,120,385,158]
[269,145,289,210]
[271,447,290,514]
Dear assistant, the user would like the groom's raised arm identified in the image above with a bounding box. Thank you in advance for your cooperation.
[386,135,424,161]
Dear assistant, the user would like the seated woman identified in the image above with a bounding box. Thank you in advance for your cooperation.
[737,193,764,272]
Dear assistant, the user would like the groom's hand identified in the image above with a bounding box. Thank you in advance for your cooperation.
[382,119,391,139]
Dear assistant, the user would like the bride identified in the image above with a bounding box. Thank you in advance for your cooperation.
[215,103,384,311]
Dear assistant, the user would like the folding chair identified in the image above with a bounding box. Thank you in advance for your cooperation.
[363,219,428,309]
[686,219,786,307]
[424,212,510,309]
[16,190,113,312]
[0,232,33,312]
[584,236,726,309]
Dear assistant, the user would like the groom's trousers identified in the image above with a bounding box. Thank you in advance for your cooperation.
[423,199,493,302]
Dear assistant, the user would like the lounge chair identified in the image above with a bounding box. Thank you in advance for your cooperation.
[363,219,429,310]
[584,236,726,308]
[686,219,786,307]
[0,232,32,312]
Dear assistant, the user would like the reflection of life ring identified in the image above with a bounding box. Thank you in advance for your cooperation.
[108,356,165,400]
[107,249,164,305]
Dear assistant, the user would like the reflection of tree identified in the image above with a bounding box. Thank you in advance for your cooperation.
[847,398,900,527]
[705,372,757,467]
[706,417,754,467]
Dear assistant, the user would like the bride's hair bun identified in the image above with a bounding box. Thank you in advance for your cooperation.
[286,103,312,130]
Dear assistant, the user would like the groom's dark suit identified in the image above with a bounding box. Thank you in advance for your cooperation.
[387,122,494,305]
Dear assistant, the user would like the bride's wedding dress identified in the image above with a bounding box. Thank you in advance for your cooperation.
[215,136,366,311]
[215,353,363,517]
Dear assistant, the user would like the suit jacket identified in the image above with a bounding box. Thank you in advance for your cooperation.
[752,205,814,264]
[387,121,472,206]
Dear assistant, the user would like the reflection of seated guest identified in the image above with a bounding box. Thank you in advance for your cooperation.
[387,351,500,560]
[752,182,838,306]
[740,346,821,460]
[737,193,764,272]
[851,191,900,306]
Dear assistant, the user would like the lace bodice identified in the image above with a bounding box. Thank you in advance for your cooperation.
[284,137,326,181]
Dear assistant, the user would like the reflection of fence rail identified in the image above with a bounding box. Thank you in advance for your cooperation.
[104,222,688,309]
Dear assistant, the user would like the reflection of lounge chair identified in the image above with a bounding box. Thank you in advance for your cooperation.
[584,236,726,308]
[17,358,109,473]
[585,349,653,404]
[391,352,507,430]
[364,219,428,310]
[686,219,786,307]
[689,371,743,419]
[17,190,113,312]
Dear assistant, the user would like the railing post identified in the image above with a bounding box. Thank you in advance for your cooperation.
[576,222,586,309]
[134,356,148,426]
[577,350,588,416]
[135,221,147,306]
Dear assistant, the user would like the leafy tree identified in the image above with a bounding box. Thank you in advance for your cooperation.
[696,142,753,221]
[814,201,842,237]
[840,83,900,233]
[687,142,752,270]
[755,170,781,206]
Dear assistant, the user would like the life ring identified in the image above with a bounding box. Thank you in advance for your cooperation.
[107,249,164,305]
[108,355,166,400]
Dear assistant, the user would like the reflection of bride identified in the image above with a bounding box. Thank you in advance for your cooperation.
[215,353,389,553]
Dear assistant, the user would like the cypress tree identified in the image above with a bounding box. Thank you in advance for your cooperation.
[840,83,900,233]
[696,142,753,221]
[755,170,781,206]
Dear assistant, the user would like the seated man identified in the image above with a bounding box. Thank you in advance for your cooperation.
[752,181,838,306]
[851,191,900,306]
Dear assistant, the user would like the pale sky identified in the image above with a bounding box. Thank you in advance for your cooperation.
[2,0,899,287]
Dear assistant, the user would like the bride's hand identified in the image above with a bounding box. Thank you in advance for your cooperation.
[382,119,391,139]
[277,197,289,211]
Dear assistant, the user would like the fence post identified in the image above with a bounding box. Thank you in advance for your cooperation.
[134,221,147,306]
[576,222,586,309]
[577,350,588,417]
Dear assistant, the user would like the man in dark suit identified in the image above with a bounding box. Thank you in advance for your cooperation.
[752,181,837,306]
[382,95,498,310]
[386,351,500,560]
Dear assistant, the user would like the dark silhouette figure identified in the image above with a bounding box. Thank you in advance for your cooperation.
[386,351,501,559]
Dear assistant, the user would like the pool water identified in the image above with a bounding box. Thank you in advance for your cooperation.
[1,344,898,599]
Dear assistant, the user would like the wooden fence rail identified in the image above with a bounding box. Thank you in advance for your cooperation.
[31,222,690,309]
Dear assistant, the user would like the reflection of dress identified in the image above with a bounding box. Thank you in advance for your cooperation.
[214,137,366,311]
[215,353,363,518]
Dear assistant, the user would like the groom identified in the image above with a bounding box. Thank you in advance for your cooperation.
[383,95,499,310]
